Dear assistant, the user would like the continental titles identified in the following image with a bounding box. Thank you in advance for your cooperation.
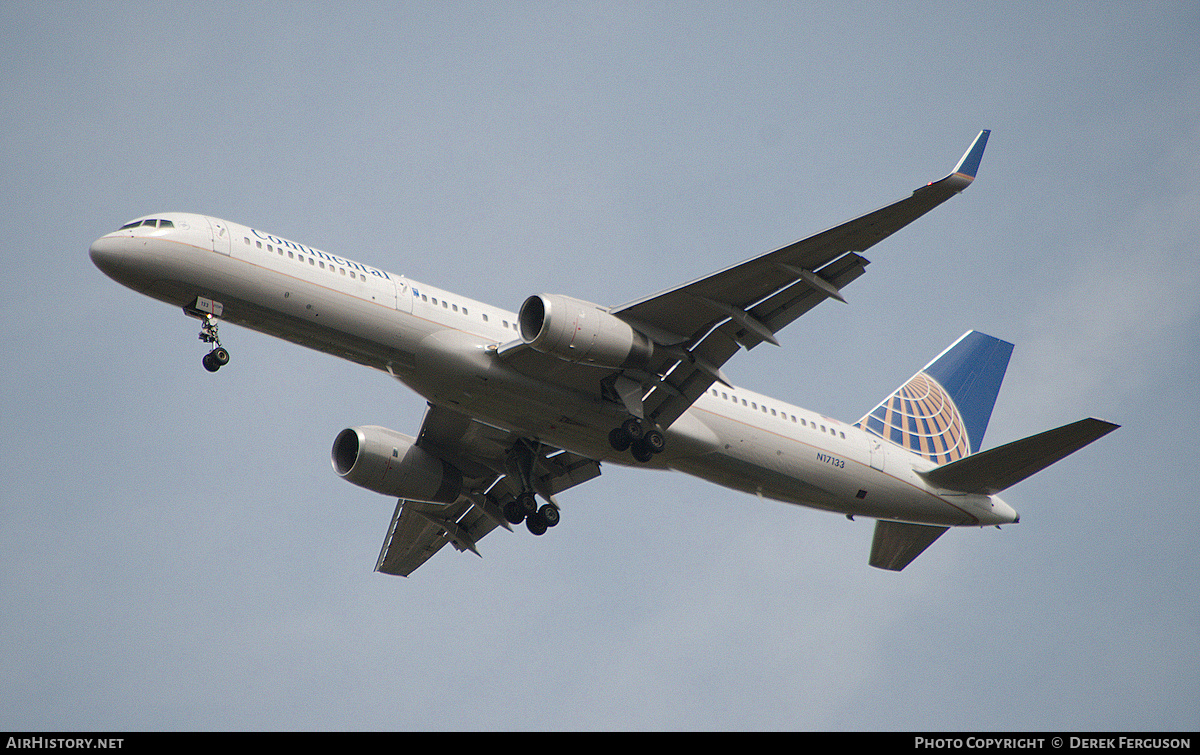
[250,228,391,280]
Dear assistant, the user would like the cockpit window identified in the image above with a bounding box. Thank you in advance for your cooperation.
[118,218,174,230]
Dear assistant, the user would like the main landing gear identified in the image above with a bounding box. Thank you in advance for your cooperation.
[502,491,561,536]
[500,440,561,536]
[608,417,665,463]
[198,315,230,373]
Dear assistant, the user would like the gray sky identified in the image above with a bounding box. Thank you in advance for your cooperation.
[3,1,1197,731]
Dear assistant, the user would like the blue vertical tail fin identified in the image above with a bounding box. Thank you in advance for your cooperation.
[856,331,1014,463]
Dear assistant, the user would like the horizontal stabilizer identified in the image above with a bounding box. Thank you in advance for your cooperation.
[918,417,1119,495]
[869,520,949,571]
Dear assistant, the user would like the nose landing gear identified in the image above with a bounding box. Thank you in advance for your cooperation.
[194,312,230,373]
[185,298,232,373]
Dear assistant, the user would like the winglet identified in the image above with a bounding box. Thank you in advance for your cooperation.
[952,129,991,181]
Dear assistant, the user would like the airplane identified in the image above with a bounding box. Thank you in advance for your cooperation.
[89,130,1118,576]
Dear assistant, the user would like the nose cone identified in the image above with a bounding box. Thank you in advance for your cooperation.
[90,234,157,293]
[89,235,125,279]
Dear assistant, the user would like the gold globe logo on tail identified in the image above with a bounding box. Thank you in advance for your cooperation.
[857,372,970,463]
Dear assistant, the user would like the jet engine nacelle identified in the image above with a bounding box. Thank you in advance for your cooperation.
[518,293,654,368]
[331,425,463,503]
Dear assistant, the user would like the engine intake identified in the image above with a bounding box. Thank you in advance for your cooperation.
[518,293,654,368]
[332,425,462,503]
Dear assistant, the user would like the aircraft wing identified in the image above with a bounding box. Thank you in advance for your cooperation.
[497,132,989,433]
[608,130,992,430]
[375,403,601,576]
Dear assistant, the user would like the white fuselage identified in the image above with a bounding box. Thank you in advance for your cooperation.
[89,212,1018,528]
